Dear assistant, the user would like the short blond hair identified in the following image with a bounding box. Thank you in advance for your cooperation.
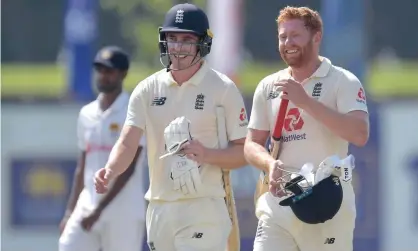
[277,6,323,34]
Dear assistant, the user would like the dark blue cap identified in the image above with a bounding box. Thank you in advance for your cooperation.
[279,175,343,224]
[93,46,130,71]
[160,3,210,37]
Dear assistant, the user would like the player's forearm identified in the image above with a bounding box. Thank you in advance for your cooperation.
[204,144,247,169]
[302,98,369,147]
[243,141,274,173]
[105,139,138,176]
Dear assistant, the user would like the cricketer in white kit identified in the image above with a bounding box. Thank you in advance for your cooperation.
[244,6,370,251]
[59,46,146,251]
[93,3,249,251]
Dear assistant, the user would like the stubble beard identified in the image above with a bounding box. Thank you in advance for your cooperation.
[280,40,315,68]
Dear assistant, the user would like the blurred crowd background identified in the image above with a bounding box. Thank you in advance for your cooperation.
[1,0,418,251]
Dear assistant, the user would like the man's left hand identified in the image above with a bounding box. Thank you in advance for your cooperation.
[81,210,101,231]
[182,140,209,164]
[275,79,311,109]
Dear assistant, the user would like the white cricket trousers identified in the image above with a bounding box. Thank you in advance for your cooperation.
[59,205,145,251]
[146,197,232,251]
[253,178,356,251]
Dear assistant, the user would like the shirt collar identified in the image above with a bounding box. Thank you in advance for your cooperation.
[96,91,129,115]
[284,56,332,79]
[164,60,209,87]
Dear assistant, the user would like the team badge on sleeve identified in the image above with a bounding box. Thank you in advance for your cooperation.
[239,107,248,127]
[356,87,367,104]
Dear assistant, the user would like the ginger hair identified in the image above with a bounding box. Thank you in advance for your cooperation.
[277,6,323,34]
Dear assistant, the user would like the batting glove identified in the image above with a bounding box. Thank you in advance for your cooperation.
[160,117,202,195]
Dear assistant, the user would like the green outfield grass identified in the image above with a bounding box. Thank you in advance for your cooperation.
[2,61,418,99]
[366,61,418,98]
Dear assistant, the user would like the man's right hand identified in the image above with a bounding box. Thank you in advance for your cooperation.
[94,168,115,194]
[268,160,287,197]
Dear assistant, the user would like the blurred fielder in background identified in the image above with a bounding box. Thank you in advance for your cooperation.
[59,46,146,251]
[244,6,369,251]
[94,3,248,251]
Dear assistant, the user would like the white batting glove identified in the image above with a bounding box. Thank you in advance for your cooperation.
[161,117,202,195]
[315,154,355,184]
[170,155,202,195]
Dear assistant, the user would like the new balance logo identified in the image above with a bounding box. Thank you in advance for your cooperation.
[324,237,335,244]
[312,82,322,98]
[192,232,203,238]
[152,97,166,106]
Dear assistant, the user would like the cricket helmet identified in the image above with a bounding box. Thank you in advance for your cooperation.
[158,3,213,71]
[276,155,355,224]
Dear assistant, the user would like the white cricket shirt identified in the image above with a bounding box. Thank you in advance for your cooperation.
[125,60,248,201]
[77,92,146,220]
[248,57,369,172]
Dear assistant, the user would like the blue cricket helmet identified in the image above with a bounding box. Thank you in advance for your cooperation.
[279,174,343,224]
[273,155,356,224]
[158,3,213,70]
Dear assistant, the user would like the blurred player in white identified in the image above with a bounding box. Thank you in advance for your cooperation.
[244,6,369,251]
[93,3,248,251]
[59,46,146,251]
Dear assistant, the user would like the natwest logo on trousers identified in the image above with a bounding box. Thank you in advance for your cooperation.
[282,108,306,142]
